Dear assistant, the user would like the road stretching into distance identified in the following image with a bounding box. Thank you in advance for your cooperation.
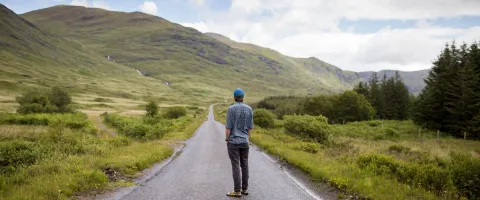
[120,106,322,200]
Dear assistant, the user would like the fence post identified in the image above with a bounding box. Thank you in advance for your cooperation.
[418,128,421,138]
[464,132,467,140]
[437,130,440,141]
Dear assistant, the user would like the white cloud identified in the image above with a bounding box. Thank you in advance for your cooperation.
[92,1,110,10]
[182,0,480,71]
[138,1,158,15]
[189,0,205,6]
[70,0,88,7]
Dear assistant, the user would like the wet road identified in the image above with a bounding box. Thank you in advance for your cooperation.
[122,106,320,200]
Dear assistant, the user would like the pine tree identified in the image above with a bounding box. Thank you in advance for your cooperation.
[444,43,480,136]
[414,44,455,131]
[354,82,369,98]
[393,71,410,120]
[368,72,386,119]
[381,74,396,119]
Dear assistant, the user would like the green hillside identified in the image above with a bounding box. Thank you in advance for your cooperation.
[21,5,360,101]
[205,32,429,94]
[0,4,192,104]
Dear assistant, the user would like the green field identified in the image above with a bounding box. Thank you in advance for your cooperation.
[215,105,480,200]
[0,104,205,199]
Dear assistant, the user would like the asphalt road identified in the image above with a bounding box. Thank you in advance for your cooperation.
[121,106,320,200]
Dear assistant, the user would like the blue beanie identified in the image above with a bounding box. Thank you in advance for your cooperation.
[233,88,244,98]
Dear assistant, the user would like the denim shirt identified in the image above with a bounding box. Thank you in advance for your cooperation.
[226,102,253,144]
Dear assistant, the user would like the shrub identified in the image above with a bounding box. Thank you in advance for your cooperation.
[385,128,399,138]
[284,115,330,143]
[49,87,73,113]
[449,152,480,199]
[254,109,276,128]
[388,144,411,154]
[357,154,454,195]
[165,106,187,119]
[0,140,38,172]
[145,100,158,117]
[103,113,174,139]
[0,113,91,130]
[16,89,51,114]
[16,87,74,114]
[92,98,113,103]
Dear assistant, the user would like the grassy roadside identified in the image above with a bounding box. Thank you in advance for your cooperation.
[0,109,206,199]
[214,105,480,200]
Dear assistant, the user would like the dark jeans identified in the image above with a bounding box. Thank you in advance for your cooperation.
[227,143,249,192]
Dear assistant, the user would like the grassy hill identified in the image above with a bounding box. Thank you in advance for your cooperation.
[21,5,365,102]
[2,4,428,107]
[0,4,194,103]
[205,32,429,94]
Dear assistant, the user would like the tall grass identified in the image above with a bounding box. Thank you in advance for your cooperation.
[0,110,205,199]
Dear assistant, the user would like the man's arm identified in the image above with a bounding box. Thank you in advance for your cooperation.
[247,108,254,134]
[225,107,234,141]
[226,128,231,141]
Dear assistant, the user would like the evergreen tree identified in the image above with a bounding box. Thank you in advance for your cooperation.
[393,71,410,120]
[368,72,386,119]
[444,43,480,136]
[354,82,369,98]
[414,42,480,138]
[414,44,456,131]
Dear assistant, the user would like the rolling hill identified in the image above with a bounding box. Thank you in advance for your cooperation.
[204,32,429,94]
[0,4,193,104]
[20,5,371,100]
[1,4,429,106]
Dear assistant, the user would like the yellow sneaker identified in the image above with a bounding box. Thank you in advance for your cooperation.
[226,191,241,197]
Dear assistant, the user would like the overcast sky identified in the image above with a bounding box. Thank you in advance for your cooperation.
[2,0,480,72]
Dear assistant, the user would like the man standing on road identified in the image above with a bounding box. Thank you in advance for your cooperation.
[225,88,253,197]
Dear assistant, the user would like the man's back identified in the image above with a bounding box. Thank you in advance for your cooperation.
[226,102,253,144]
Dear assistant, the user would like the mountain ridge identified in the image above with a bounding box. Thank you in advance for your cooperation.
[0,4,191,103]
[1,4,429,100]
[204,32,429,93]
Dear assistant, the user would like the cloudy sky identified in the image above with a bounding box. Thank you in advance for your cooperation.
[2,0,480,72]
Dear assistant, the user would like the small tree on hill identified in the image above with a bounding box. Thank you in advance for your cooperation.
[49,86,73,113]
[16,89,51,114]
[165,106,187,119]
[145,100,158,117]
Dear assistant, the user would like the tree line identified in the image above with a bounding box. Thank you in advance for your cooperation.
[354,71,411,120]
[413,42,480,139]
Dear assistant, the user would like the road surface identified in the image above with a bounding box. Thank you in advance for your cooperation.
[121,106,321,200]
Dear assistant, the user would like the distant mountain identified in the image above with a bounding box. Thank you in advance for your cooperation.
[204,32,429,94]
[358,70,429,94]
[2,4,428,101]
[0,4,174,99]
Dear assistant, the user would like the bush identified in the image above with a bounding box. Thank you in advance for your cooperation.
[284,115,330,143]
[0,113,91,130]
[0,140,38,172]
[103,113,174,139]
[385,128,399,138]
[449,152,480,199]
[145,100,158,117]
[92,98,113,103]
[388,144,411,154]
[165,106,187,119]
[357,154,454,195]
[254,109,275,128]
[49,87,73,113]
[16,87,73,114]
